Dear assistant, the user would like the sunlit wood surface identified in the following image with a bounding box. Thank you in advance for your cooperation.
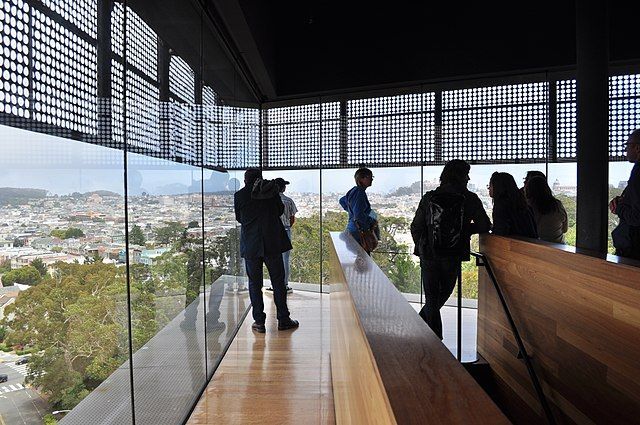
[478,234,640,424]
[329,232,510,425]
[187,290,334,425]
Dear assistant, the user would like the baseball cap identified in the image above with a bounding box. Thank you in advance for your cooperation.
[274,177,290,188]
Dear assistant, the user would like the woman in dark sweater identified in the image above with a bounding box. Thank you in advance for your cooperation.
[489,172,538,238]
[525,176,568,243]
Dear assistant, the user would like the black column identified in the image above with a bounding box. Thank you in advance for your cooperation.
[97,0,113,144]
[576,1,609,253]
[158,39,171,159]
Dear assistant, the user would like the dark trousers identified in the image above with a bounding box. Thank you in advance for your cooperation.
[245,254,291,324]
[419,257,460,340]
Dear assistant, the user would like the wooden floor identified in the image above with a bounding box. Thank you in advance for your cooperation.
[187,290,334,425]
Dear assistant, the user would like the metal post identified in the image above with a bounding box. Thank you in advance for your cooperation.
[456,263,462,361]
[576,0,609,253]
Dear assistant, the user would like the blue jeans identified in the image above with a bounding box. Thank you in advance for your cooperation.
[282,227,292,286]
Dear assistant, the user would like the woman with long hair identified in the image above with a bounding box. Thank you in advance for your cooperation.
[339,168,379,252]
[489,172,538,238]
[525,176,568,243]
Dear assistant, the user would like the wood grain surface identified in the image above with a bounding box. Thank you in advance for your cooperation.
[187,291,334,425]
[478,234,640,424]
[330,232,509,425]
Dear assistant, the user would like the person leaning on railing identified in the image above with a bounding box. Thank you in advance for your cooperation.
[339,167,379,253]
[410,159,491,340]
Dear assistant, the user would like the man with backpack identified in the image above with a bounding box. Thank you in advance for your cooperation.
[410,160,491,340]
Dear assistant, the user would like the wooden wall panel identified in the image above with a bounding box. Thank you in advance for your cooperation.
[478,234,640,425]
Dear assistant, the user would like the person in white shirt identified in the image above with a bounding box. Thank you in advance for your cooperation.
[267,178,297,293]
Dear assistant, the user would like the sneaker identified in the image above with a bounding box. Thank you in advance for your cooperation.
[251,322,266,333]
[277,319,299,331]
[285,286,293,294]
[265,287,274,292]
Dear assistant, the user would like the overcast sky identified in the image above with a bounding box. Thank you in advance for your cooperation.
[0,125,634,196]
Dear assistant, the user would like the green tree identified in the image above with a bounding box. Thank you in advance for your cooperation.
[50,229,66,239]
[64,228,85,239]
[129,225,146,246]
[31,258,48,277]
[50,228,85,239]
[3,262,128,410]
[187,220,199,229]
[0,259,11,274]
[2,266,42,286]
[154,221,185,245]
[13,238,24,247]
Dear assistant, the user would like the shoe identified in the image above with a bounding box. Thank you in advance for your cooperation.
[251,322,266,333]
[278,319,299,331]
[265,287,274,292]
[285,286,293,293]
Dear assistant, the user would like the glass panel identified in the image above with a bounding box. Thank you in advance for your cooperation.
[127,156,206,425]
[548,162,577,246]
[203,169,249,376]
[0,126,131,424]
[262,170,321,291]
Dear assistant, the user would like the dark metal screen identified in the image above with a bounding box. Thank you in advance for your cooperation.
[0,0,637,171]
[556,79,576,160]
[610,74,640,159]
[442,83,548,163]
[348,93,434,166]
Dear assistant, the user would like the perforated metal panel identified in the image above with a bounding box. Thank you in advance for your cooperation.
[113,3,156,79]
[42,0,97,38]
[609,74,640,159]
[265,104,320,168]
[556,79,576,160]
[32,8,98,134]
[219,106,260,169]
[320,102,341,166]
[348,93,434,166]
[0,0,30,119]
[442,83,548,163]
[170,55,195,104]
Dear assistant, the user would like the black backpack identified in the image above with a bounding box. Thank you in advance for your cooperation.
[426,192,465,257]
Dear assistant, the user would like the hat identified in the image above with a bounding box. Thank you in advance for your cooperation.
[274,177,290,188]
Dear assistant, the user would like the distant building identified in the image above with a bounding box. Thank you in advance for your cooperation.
[140,248,170,265]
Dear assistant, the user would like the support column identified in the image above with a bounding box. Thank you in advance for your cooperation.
[576,1,609,253]
[158,39,172,159]
[97,0,113,144]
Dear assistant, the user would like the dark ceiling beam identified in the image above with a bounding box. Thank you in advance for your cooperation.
[128,0,260,106]
[207,0,276,100]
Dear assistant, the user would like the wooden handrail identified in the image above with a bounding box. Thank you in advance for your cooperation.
[328,231,509,425]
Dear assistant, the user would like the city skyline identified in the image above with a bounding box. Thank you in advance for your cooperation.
[0,124,635,196]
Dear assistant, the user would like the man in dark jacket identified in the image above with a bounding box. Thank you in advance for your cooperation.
[234,169,299,333]
[611,129,640,260]
[410,160,491,340]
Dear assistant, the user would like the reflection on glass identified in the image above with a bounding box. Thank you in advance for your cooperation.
[0,126,132,423]
[608,161,635,254]
[127,156,206,424]
[203,169,249,376]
